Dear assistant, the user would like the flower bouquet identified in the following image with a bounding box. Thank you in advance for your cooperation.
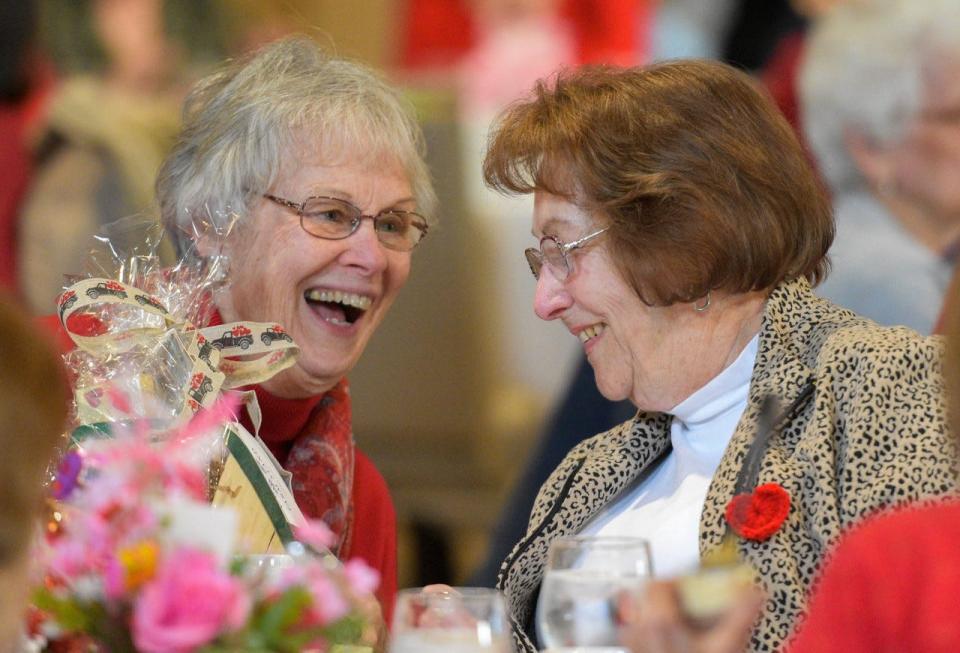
[30,398,381,653]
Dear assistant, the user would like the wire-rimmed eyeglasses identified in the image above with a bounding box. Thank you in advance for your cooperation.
[524,227,609,281]
[264,193,428,252]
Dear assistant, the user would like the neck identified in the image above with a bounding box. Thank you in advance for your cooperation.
[640,291,766,412]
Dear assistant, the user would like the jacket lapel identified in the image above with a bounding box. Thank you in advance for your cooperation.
[701,279,815,552]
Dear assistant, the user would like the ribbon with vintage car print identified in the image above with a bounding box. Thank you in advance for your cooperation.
[58,277,299,421]
[57,277,307,552]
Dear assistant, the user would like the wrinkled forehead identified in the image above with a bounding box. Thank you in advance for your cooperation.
[278,125,412,187]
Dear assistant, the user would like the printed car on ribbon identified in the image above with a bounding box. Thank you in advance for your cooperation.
[58,291,78,316]
[134,293,167,312]
[86,281,128,300]
[210,325,254,350]
[188,373,214,405]
[261,326,293,346]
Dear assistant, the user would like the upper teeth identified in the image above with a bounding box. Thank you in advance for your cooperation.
[578,324,605,343]
[305,289,372,311]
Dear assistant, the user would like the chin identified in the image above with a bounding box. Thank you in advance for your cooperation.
[593,374,630,403]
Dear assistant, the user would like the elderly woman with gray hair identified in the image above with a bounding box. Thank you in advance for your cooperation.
[801,0,960,333]
[155,36,436,621]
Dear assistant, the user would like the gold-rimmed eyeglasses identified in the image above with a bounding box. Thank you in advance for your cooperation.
[524,227,609,281]
[264,193,428,252]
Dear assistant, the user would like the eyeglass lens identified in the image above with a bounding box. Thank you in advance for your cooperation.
[300,197,426,250]
[525,237,569,280]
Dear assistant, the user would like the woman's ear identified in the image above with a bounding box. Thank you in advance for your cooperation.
[844,127,895,191]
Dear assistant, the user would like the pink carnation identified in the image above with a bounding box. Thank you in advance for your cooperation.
[294,519,336,549]
[343,559,379,596]
[304,570,350,625]
[132,547,250,653]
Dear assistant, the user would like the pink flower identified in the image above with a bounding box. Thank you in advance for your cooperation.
[276,563,349,627]
[132,547,250,653]
[303,569,349,625]
[294,519,335,550]
[343,559,379,596]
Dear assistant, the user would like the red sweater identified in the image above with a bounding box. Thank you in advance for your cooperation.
[788,499,960,653]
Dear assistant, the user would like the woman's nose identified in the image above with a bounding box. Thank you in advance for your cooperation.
[533,266,572,320]
[339,219,389,273]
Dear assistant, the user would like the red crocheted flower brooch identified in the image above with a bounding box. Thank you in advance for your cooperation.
[724,482,791,541]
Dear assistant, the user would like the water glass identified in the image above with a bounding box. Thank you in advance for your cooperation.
[537,536,652,652]
[390,587,512,653]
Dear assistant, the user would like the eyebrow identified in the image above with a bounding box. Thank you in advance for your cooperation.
[305,189,417,211]
[533,216,569,238]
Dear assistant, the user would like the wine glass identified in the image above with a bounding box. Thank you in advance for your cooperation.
[390,587,512,653]
[537,536,652,652]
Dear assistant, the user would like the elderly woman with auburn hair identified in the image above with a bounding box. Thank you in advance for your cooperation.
[483,60,957,652]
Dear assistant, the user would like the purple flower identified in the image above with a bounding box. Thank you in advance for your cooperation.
[52,451,83,500]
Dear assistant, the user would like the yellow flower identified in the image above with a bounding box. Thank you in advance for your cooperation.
[119,540,159,591]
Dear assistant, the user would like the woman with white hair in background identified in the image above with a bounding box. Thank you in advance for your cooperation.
[801,0,960,333]
[156,36,437,622]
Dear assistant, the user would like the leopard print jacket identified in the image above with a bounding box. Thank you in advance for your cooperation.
[497,278,958,653]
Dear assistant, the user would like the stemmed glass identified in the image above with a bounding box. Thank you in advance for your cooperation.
[536,536,653,652]
[390,587,512,653]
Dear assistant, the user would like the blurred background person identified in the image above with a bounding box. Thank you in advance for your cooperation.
[16,0,204,315]
[0,297,69,651]
[801,0,960,333]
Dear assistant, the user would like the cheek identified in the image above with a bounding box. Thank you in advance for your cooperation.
[228,233,300,320]
[382,256,412,305]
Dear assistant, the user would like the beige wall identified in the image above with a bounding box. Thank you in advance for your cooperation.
[225,0,401,68]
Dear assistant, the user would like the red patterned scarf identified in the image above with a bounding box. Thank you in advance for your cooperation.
[248,379,356,556]
[284,379,355,555]
[243,379,354,554]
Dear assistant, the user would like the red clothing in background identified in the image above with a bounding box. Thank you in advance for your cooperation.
[0,101,33,294]
[788,500,960,653]
[399,0,653,69]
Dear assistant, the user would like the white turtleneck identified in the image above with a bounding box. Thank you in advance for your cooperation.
[580,334,759,578]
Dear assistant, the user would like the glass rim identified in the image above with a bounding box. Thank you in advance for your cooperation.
[396,586,506,598]
[548,535,652,549]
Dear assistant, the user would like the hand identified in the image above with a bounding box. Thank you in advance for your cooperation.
[619,580,764,653]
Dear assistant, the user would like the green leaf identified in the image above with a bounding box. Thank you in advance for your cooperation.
[253,587,312,641]
[321,614,366,645]
[32,588,90,632]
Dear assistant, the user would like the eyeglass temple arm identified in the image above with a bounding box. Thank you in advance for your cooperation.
[263,194,301,211]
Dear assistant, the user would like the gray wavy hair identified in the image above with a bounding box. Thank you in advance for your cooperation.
[157,36,436,252]
[800,0,960,193]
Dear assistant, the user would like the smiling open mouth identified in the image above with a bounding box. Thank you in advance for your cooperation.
[578,323,606,343]
[304,289,372,325]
